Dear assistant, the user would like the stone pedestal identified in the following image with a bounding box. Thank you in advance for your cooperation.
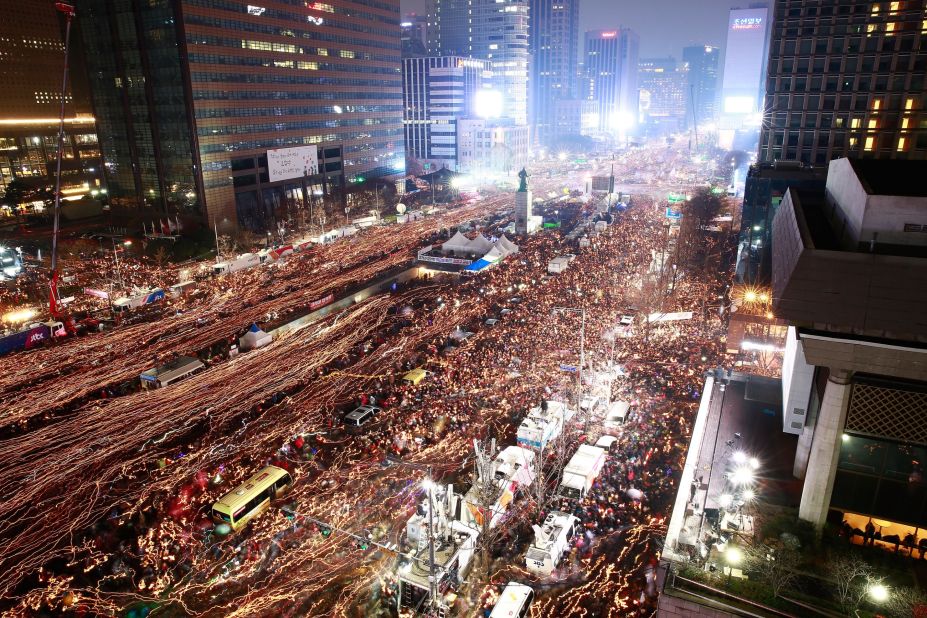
[798,369,852,529]
[515,189,532,235]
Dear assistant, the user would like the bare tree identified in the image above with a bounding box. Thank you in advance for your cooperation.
[829,555,879,615]
[885,585,927,618]
[152,246,169,269]
[744,543,802,598]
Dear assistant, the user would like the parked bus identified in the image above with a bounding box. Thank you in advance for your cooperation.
[212,465,293,531]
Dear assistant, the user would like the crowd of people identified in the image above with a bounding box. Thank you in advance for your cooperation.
[3,141,738,617]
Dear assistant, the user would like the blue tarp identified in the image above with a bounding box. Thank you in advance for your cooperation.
[464,258,493,272]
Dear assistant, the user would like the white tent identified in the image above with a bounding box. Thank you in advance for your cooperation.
[482,245,506,262]
[442,230,472,254]
[239,323,273,351]
[467,233,494,254]
[496,235,519,254]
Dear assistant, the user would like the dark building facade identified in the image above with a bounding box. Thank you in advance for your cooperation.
[529,0,580,145]
[0,0,101,206]
[682,44,720,126]
[429,0,469,56]
[760,0,927,165]
[81,0,404,230]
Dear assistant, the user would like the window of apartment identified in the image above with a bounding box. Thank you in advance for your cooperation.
[864,136,875,151]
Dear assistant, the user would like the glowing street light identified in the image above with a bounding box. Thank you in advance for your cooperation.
[558,151,568,161]
[869,583,889,603]
[730,467,754,486]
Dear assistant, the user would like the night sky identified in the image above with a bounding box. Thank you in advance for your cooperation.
[401,0,741,60]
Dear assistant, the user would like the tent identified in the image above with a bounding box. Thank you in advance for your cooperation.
[482,245,506,262]
[239,323,273,351]
[467,233,494,254]
[496,235,519,254]
[442,231,473,255]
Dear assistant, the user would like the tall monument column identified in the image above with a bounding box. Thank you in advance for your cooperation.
[514,167,534,234]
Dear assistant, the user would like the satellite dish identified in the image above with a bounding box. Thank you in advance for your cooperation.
[396,203,407,214]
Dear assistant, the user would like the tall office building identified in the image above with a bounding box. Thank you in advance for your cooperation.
[682,44,721,126]
[403,56,487,171]
[720,6,771,124]
[760,0,927,165]
[774,158,927,532]
[401,14,429,57]
[470,0,530,126]
[429,0,470,56]
[80,0,404,230]
[583,29,640,136]
[638,57,688,134]
[529,0,580,145]
[0,0,101,206]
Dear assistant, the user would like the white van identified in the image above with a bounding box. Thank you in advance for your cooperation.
[490,582,534,618]
[603,401,630,429]
[343,405,380,427]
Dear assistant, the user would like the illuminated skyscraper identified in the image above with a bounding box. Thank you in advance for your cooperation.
[470,0,530,126]
[529,0,580,144]
[80,0,405,230]
[0,0,101,205]
[638,57,688,134]
[584,29,640,136]
[760,0,927,164]
[682,44,720,126]
[720,6,771,123]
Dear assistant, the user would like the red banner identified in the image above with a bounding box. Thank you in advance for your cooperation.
[309,294,334,311]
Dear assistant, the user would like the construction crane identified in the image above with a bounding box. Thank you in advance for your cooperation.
[49,1,76,329]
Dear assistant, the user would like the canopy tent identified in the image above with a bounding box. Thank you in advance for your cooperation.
[468,233,494,254]
[496,235,519,254]
[482,245,506,262]
[239,323,273,351]
[646,311,694,323]
[442,231,473,254]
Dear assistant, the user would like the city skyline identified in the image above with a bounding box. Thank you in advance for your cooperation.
[403,0,741,58]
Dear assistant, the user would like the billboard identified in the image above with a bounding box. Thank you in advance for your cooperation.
[720,7,769,119]
[591,176,614,193]
[267,146,319,183]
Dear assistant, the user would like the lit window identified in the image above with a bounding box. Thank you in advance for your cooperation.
[902,117,910,129]
[868,119,878,129]
[885,22,896,34]
[871,3,880,13]
[898,136,906,151]
[851,118,861,128]
[905,98,915,110]
[864,136,875,151]
[340,50,355,59]
[850,137,858,147]
[890,1,900,10]
[872,99,881,110]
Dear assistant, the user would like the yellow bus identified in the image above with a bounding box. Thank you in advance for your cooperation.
[403,367,428,385]
[212,465,293,531]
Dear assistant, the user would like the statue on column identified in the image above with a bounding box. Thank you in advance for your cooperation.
[517,167,529,193]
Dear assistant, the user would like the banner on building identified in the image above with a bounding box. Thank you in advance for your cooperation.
[268,146,319,182]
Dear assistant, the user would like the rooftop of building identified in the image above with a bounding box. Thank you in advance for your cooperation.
[846,158,927,198]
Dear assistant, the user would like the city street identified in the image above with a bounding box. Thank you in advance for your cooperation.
[0,142,736,616]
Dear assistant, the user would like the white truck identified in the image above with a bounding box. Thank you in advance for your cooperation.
[547,255,574,274]
[525,511,579,575]
[557,445,607,501]
[493,445,537,488]
[603,400,631,430]
[213,252,260,275]
[516,401,570,450]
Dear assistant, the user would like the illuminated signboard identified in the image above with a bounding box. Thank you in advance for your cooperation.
[306,15,324,25]
[601,31,617,38]
[246,5,265,15]
[731,16,763,30]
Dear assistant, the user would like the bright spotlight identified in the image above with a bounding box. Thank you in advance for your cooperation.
[731,467,754,486]
[732,451,747,464]
[726,547,742,565]
[474,90,503,119]
[742,489,755,501]
[558,152,568,161]
[422,478,435,493]
[719,494,733,509]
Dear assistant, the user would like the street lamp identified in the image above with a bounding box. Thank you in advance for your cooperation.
[552,306,585,426]
[868,582,889,603]
[725,546,742,586]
